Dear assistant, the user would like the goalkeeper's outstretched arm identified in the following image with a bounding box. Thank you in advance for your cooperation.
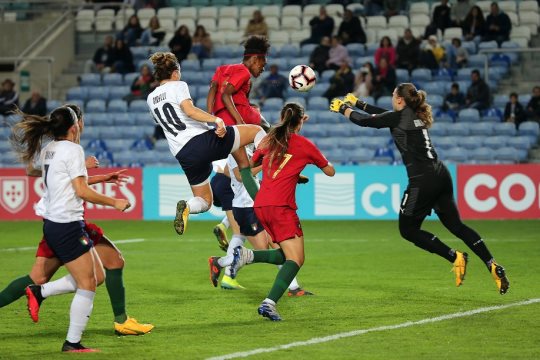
[330,98,400,129]
[344,93,388,114]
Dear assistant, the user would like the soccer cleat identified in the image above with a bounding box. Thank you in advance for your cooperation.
[230,246,253,279]
[25,285,44,323]
[208,256,222,287]
[220,275,245,290]
[452,251,468,287]
[173,200,189,235]
[490,262,510,295]
[62,341,99,353]
[213,223,229,252]
[287,287,314,297]
[114,317,154,336]
[258,302,282,321]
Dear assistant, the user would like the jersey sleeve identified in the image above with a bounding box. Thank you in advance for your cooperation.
[211,67,221,83]
[227,67,250,91]
[349,110,401,129]
[66,145,88,180]
[175,82,192,104]
[303,138,329,168]
[252,148,265,165]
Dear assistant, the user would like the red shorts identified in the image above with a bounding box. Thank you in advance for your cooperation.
[216,104,261,126]
[36,221,104,258]
[254,206,303,243]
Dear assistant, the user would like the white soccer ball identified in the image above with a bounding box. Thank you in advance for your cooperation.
[288,65,317,92]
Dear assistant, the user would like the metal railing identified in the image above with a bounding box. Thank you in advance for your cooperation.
[479,47,540,83]
[0,56,54,99]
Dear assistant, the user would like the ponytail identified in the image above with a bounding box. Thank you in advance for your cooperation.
[396,83,433,128]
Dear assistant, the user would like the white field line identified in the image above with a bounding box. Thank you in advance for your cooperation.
[207,298,540,360]
[0,238,145,252]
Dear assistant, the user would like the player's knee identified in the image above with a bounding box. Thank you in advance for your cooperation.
[399,221,416,242]
[95,272,105,287]
[104,254,125,270]
[76,276,98,291]
[29,274,49,285]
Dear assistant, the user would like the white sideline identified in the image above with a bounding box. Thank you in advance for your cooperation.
[0,238,145,252]
[207,298,540,360]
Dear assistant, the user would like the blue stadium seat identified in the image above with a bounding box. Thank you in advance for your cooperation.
[80,73,101,86]
[113,113,132,126]
[108,99,128,112]
[468,54,487,68]
[354,56,374,68]
[462,41,477,55]
[326,148,348,164]
[123,72,139,86]
[429,124,447,136]
[91,113,110,126]
[262,98,284,112]
[395,68,409,83]
[469,147,494,163]
[373,147,395,164]
[182,59,201,72]
[314,138,338,151]
[427,94,444,108]
[107,139,132,153]
[469,122,493,136]
[327,124,350,137]
[102,73,123,86]
[411,68,432,82]
[457,108,480,122]
[134,112,153,126]
[280,44,300,57]
[286,97,307,108]
[302,126,327,138]
[130,46,151,61]
[349,148,373,163]
[361,136,388,149]
[46,100,62,113]
[459,136,483,150]
[320,69,335,83]
[87,86,110,101]
[505,136,531,152]
[483,135,508,149]
[493,94,507,109]
[435,112,454,123]
[493,122,516,136]
[423,82,446,97]
[129,99,148,113]
[85,138,107,151]
[213,45,234,58]
[444,147,468,163]
[365,43,378,56]
[315,111,336,124]
[301,44,317,57]
[131,138,153,152]
[346,43,365,57]
[436,136,458,150]
[109,86,130,100]
[350,126,375,137]
[338,137,359,150]
[308,84,328,97]
[518,121,540,139]
[66,87,88,101]
[201,58,222,71]
[154,140,170,152]
[481,107,502,121]
[86,99,106,113]
[309,96,329,110]
[433,68,453,82]
[376,96,393,109]
[478,41,498,51]
[494,147,519,163]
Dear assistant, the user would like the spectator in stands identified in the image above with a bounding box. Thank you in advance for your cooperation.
[452,0,472,27]
[526,86,540,122]
[21,90,47,116]
[257,64,288,104]
[191,25,212,61]
[396,29,420,73]
[371,57,396,99]
[118,14,144,47]
[141,16,165,46]
[466,69,491,110]
[169,25,192,64]
[484,2,512,45]
[111,38,135,74]
[244,10,268,38]
[85,35,114,73]
[352,62,374,98]
[384,0,402,18]
[326,36,350,71]
[447,38,469,69]
[420,35,446,70]
[425,0,452,37]
[443,82,466,111]
[123,64,156,103]
[363,0,384,16]
[301,6,334,46]
[323,62,355,101]
[504,92,526,129]
[462,5,486,41]
[309,36,331,75]
[374,36,396,68]
[0,79,19,115]
[337,9,366,45]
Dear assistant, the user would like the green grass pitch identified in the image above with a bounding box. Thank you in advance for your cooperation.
[0,220,539,359]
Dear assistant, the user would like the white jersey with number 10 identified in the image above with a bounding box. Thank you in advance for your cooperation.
[147,81,211,156]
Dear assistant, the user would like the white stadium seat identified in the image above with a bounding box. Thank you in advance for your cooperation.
[261,5,280,18]
[265,17,281,31]
[303,4,321,18]
[282,5,302,18]
[217,18,238,32]
[520,12,540,35]
[388,15,409,29]
[176,18,196,32]
[219,6,238,19]
[178,7,197,19]
[443,27,464,41]
[367,16,387,30]
[270,31,290,46]
[409,2,429,16]
[519,1,539,13]
[197,18,216,32]
[410,14,431,28]
[240,6,259,18]
[499,1,517,14]
[96,9,115,20]
[95,19,113,32]
[198,6,218,19]
[157,7,177,20]
[282,16,302,31]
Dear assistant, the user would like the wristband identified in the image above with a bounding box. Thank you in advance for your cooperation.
[339,103,351,115]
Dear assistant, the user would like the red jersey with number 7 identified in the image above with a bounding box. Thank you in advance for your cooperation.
[253,134,329,209]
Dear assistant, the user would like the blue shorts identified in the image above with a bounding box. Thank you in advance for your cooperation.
[233,207,264,237]
[43,219,93,264]
[175,127,236,186]
[211,173,234,210]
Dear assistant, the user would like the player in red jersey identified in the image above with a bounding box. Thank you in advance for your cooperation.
[207,35,269,125]
[0,104,153,337]
[210,103,335,321]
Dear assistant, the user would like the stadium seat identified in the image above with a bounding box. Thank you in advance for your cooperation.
[107,139,133,153]
[457,108,480,122]
[201,58,222,71]
[109,86,130,100]
[279,44,300,58]
[88,86,110,101]
[101,73,123,86]
[302,126,327,138]
[494,147,519,163]
[349,148,373,163]
[338,138,359,150]
[483,135,508,149]
[86,99,106,113]
[459,136,483,150]
[411,68,432,82]
[108,99,128,113]
[376,96,392,109]
[80,73,101,86]
[47,100,62,113]
[444,147,468,162]
[85,138,107,151]
[66,87,88,101]
[469,122,493,136]
[320,69,335,83]
[518,121,540,139]
[286,97,306,108]
[315,138,338,151]
[436,136,458,150]
[469,147,494,163]
[327,124,350,137]
[395,68,409,83]
[262,98,284,112]
[129,100,148,113]
[361,136,388,150]
[346,43,365,57]
[506,136,533,151]
[493,122,517,136]
[112,113,132,126]
[308,97,329,110]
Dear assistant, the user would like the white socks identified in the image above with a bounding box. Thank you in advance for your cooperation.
[223,235,246,276]
[66,289,95,344]
[254,129,266,148]
[187,197,209,214]
[221,216,230,228]
[41,275,77,298]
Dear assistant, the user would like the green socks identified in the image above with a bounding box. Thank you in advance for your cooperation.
[267,260,301,303]
[253,248,286,265]
[240,167,259,200]
[105,268,127,323]
[0,275,34,308]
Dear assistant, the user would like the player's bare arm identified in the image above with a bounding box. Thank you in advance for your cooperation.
[71,176,130,211]
[207,81,217,113]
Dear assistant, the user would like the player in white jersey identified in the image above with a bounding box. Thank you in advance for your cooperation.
[210,145,313,295]
[147,52,266,236]
[10,106,130,352]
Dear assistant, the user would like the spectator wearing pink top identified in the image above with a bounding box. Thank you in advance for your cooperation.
[326,36,351,71]
[374,36,396,68]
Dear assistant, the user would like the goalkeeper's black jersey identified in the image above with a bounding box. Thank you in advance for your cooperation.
[348,105,439,178]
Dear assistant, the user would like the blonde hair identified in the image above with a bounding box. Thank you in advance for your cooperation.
[149,52,179,82]
[396,83,433,128]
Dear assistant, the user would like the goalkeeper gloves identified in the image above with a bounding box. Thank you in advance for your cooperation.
[344,93,367,110]
[329,98,351,115]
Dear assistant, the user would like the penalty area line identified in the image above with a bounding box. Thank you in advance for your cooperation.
[0,238,145,252]
[207,298,540,360]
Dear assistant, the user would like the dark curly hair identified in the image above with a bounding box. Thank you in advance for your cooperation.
[243,35,270,60]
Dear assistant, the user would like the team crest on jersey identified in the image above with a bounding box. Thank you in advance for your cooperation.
[0,177,29,214]
[251,223,258,232]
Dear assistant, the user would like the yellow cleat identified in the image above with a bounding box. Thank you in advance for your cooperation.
[114,317,154,336]
[174,200,189,235]
[213,223,229,252]
[490,262,510,295]
[452,251,468,287]
[220,275,245,290]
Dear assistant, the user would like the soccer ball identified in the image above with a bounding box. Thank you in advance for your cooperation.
[289,65,317,92]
